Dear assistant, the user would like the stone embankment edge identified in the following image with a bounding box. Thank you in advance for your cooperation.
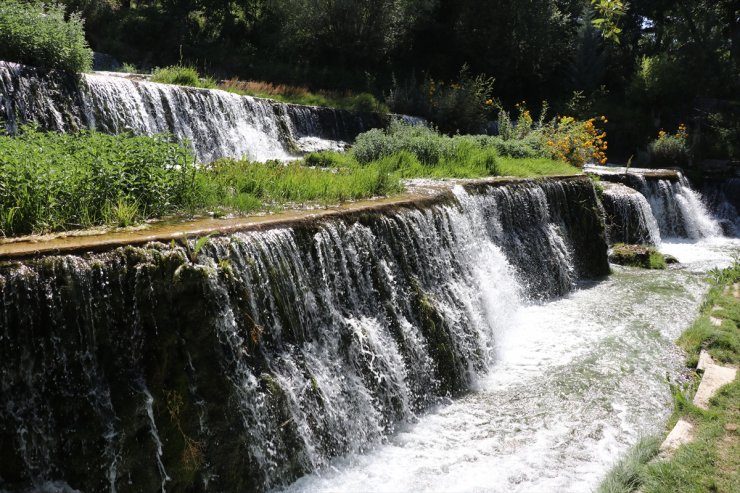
[0,175,587,261]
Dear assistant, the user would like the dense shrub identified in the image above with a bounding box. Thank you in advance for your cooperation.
[151,66,217,89]
[494,102,609,167]
[648,125,691,167]
[0,127,194,235]
[0,0,92,72]
[387,66,495,134]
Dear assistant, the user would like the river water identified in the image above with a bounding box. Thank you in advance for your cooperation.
[279,238,739,493]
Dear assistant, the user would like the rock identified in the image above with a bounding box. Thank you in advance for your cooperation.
[725,423,738,433]
[609,244,667,269]
[659,419,695,457]
[697,350,715,371]
[664,254,679,265]
[693,364,738,410]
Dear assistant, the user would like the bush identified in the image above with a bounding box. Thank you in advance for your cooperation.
[0,127,194,235]
[0,0,92,72]
[151,65,216,89]
[486,136,540,159]
[387,66,494,134]
[352,122,447,165]
[648,125,690,167]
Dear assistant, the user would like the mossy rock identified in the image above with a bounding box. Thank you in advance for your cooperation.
[609,243,672,270]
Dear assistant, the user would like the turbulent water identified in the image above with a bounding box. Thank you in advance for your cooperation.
[0,61,386,163]
[0,178,607,492]
[601,182,661,245]
[279,238,740,493]
[591,167,727,243]
[635,174,722,240]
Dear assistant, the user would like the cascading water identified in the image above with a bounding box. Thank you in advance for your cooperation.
[585,166,724,241]
[626,173,721,240]
[703,177,740,237]
[600,182,661,245]
[0,177,608,493]
[0,61,387,163]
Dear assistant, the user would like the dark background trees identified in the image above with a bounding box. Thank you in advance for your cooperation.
[52,0,740,162]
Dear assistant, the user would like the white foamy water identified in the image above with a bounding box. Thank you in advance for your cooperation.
[278,239,740,493]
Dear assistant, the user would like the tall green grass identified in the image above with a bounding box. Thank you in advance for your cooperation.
[0,127,194,235]
[151,65,217,89]
[0,0,92,72]
[0,124,579,236]
[190,159,402,214]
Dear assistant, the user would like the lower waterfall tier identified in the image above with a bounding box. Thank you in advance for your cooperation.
[0,177,608,492]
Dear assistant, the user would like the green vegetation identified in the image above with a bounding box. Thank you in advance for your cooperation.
[351,121,582,174]
[0,124,579,236]
[599,261,740,493]
[191,158,402,215]
[678,262,740,366]
[151,65,216,89]
[609,244,669,270]
[597,436,662,493]
[222,80,388,113]
[0,0,92,72]
[648,125,691,168]
[45,1,739,164]
[0,127,193,235]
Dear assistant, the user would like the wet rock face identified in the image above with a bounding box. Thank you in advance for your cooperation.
[0,178,609,492]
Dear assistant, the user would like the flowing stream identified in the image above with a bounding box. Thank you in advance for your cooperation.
[279,238,739,493]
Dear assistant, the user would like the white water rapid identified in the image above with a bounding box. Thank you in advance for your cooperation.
[278,238,739,493]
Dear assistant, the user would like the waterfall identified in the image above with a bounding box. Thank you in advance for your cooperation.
[585,166,724,241]
[635,174,722,239]
[0,177,608,493]
[600,182,661,245]
[703,177,740,237]
[0,61,386,163]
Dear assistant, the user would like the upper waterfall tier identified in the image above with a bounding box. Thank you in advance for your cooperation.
[0,176,608,493]
[0,61,388,163]
[585,165,724,240]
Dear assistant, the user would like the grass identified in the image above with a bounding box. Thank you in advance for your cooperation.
[151,65,217,89]
[0,127,193,236]
[598,261,740,493]
[190,159,403,215]
[678,262,740,366]
[0,123,581,236]
[220,79,388,113]
[598,436,662,493]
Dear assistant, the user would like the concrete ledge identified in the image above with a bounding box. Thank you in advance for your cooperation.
[693,364,737,410]
[0,175,586,261]
[659,419,695,457]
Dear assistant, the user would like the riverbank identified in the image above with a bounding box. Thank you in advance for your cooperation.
[599,260,739,493]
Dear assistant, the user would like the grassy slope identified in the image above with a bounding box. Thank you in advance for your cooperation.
[599,262,740,493]
[0,128,580,236]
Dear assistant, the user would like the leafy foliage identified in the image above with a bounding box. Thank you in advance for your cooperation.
[0,127,193,235]
[151,65,217,89]
[0,0,92,72]
[648,125,690,168]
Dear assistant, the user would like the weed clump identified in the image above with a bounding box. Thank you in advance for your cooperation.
[151,65,217,89]
[0,0,92,72]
